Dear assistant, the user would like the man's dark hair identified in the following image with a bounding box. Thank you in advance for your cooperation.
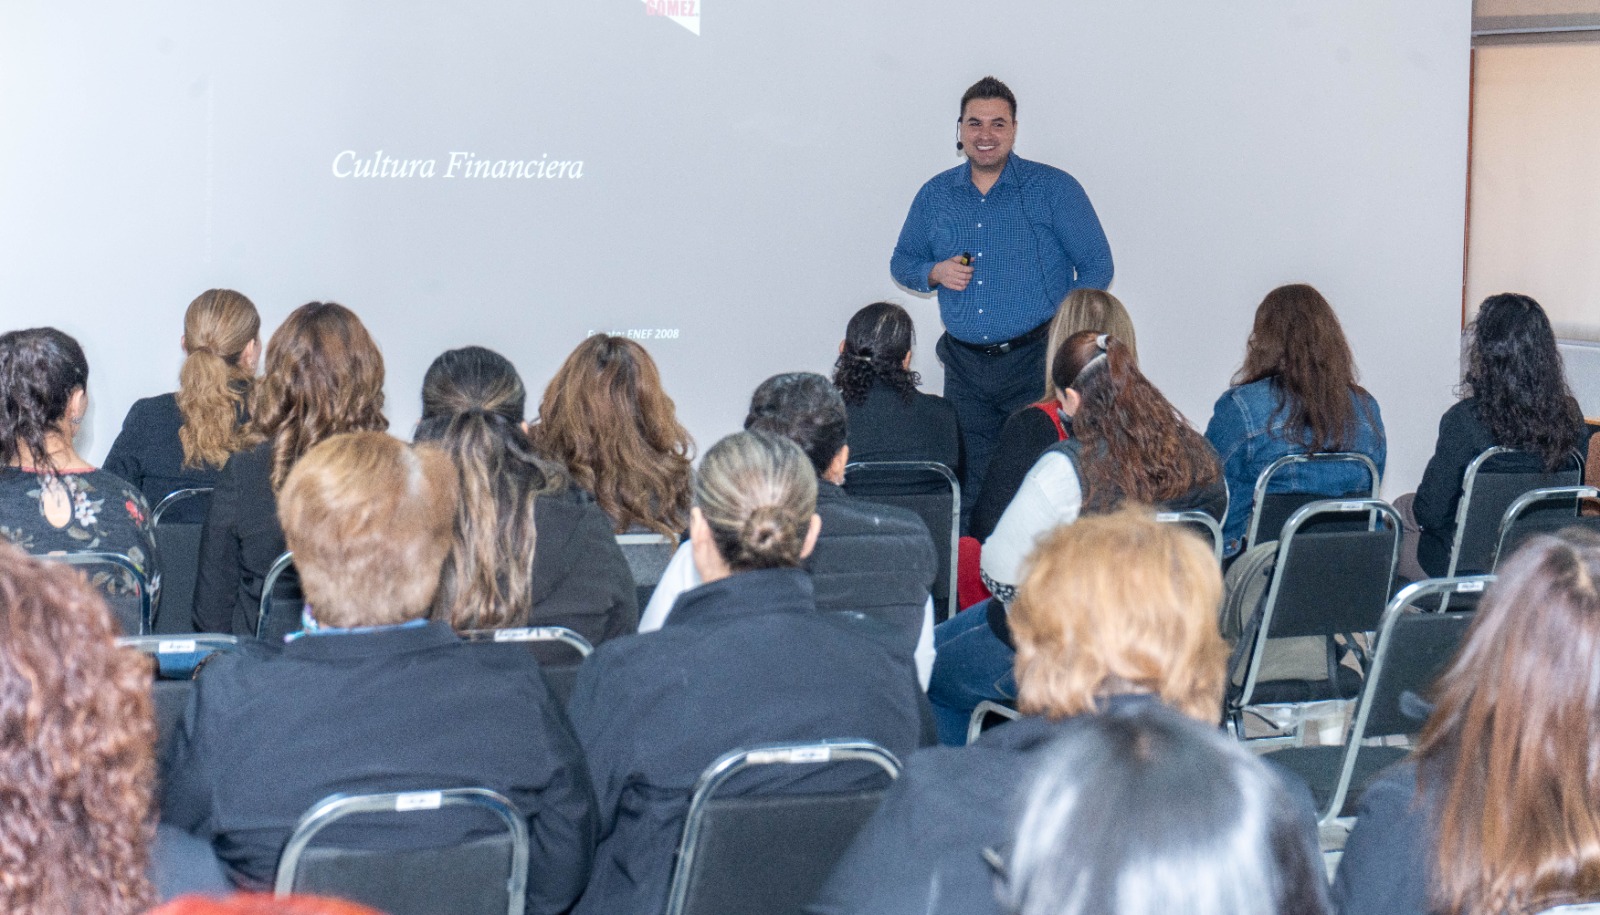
[960,76,1016,120]
[744,372,848,477]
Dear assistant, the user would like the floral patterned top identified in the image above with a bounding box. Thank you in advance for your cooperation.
[0,467,158,625]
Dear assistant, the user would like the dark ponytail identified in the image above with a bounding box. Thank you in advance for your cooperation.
[0,328,89,476]
[832,302,920,406]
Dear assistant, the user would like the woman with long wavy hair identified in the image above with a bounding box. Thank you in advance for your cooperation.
[105,289,260,520]
[1334,528,1600,915]
[1411,293,1591,577]
[192,302,387,635]
[831,301,962,475]
[0,541,156,914]
[1205,284,1386,556]
[927,331,1224,744]
[415,346,637,644]
[530,334,693,537]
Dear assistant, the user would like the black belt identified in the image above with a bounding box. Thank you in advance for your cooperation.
[947,320,1051,357]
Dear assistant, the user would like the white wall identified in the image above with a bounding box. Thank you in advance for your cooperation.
[0,1,1471,495]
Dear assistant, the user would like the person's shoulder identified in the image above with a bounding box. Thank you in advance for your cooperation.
[1012,155,1085,188]
[125,392,181,422]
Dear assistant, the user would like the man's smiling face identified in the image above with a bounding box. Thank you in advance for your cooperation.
[959,97,1016,173]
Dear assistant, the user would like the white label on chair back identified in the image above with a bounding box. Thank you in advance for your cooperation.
[395,792,443,811]
[749,747,831,765]
[1339,502,1365,512]
[158,640,197,653]
[494,628,536,642]
[1457,581,1485,593]
[1154,512,1179,522]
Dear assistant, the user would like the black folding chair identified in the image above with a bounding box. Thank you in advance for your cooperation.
[844,461,960,621]
[664,741,902,915]
[459,626,594,708]
[151,487,213,634]
[616,531,680,611]
[1264,576,1485,825]
[1244,452,1381,550]
[119,634,241,762]
[256,551,302,640]
[1156,510,1224,563]
[275,788,529,915]
[49,550,154,635]
[966,699,1021,745]
[1447,446,1583,577]
[1228,499,1401,740]
[1493,485,1600,569]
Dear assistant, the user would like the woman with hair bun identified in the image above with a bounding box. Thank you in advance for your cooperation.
[415,345,637,645]
[567,430,926,915]
[831,301,962,476]
[193,301,386,636]
[0,327,156,629]
[105,289,260,520]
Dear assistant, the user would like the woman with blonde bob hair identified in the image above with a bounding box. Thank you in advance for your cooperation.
[811,508,1295,915]
[193,301,387,635]
[1334,527,1600,915]
[106,289,261,518]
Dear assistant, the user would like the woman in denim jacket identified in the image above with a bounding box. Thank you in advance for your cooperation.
[1204,284,1386,557]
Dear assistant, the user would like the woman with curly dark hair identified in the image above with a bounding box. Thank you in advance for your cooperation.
[415,346,637,644]
[0,327,156,633]
[1410,293,1591,577]
[831,301,962,476]
[529,334,693,537]
[193,302,388,635]
[927,331,1224,743]
[1205,284,1386,556]
[0,541,156,914]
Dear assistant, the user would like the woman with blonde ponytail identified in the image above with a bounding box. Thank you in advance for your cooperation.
[565,430,926,915]
[414,346,637,645]
[105,289,260,519]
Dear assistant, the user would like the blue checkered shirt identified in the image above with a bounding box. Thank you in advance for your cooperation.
[891,153,1112,344]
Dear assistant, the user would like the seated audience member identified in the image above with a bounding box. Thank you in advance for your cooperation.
[1205,284,1385,557]
[0,542,156,914]
[928,333,1224,743]
[969,288,1138,541]
[415,346,637,644]
[193,302,387,635]
[104,288,260,521]
[529,334,694,536]
[812,508,1321,915]
[162,432,597,914]
[0,327,156,623]
[1334,528,1600,915]
[832,301,962,478]
[639,373,938,682]
[567,430,926,915]
[1409,293,1592,577]
[999,707,1329,915]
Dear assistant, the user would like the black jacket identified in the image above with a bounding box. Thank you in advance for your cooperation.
[160,621,598,915]
[527,489,639,645]
[1413,398,1593,576]
[194,441,282,635]
[843,382,963,480]
[1330,759,1433,915]
[104,393,226,522]
[970,405,1066,542]
[566,567,926,915]
[810,481,937,658]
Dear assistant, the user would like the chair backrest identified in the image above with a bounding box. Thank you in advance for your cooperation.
[1233,499,1401,711]
[459,626,595,708]
[1156,510,1224,563]
[665,741,902,915]
[275,788,529,915]
[256,551,302,640]
[119,634,241,761]
[843,461,960,621]
[49,551,152,635]
[1494,485,1600,570]
[1450,447,1583,577]
[616,531,680,609]
[151,488,214,634]
[966,699,1021,746]
[1245,452,1381,547]
[1308,576,1487,824]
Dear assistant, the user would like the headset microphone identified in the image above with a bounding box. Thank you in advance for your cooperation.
[956,140,964,151]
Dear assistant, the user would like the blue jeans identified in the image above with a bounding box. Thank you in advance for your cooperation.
[927,599,1016,745]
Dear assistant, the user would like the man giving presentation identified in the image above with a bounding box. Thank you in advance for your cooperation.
[890,76,1113,515]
